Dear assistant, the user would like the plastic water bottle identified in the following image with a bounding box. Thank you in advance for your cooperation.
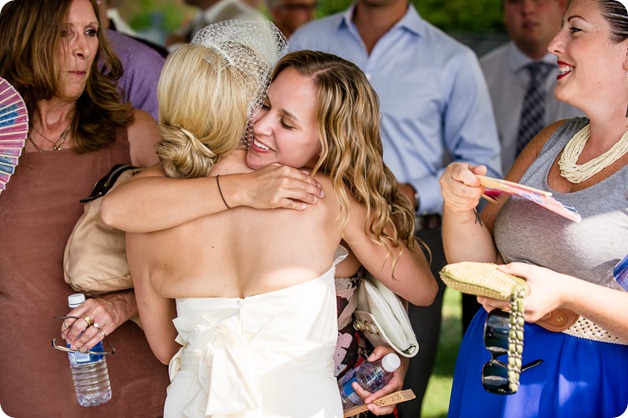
[66,293,112,407]
[338,353,401,409]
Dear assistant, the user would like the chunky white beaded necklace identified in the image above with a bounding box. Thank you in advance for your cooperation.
[558,123,628,183]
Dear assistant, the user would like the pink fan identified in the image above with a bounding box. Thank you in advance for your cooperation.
[477,175,581,223]
[0,76,29,195]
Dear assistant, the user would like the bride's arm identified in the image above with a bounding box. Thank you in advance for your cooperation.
[101,163,325,233]
[126,233,179,364]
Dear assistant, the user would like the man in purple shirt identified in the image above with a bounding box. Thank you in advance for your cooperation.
[106,29,165,122]
[98,0,165,121]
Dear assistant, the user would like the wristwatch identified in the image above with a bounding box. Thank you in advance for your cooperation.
[414,190,421,212]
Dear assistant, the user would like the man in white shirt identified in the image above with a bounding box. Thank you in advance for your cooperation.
[165,0,267,51]
[480,0,583,175]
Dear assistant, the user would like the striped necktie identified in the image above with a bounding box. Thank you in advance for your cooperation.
[515,62,552,156]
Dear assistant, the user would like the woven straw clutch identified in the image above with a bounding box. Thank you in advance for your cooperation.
[441,261,531,394]
[439,262,530,300]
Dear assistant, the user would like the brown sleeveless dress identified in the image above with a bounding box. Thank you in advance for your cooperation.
[0,130,169,417]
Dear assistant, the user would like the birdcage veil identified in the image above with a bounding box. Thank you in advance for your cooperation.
[191,19,288,148]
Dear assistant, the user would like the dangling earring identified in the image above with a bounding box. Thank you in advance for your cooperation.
[241,120,254,149]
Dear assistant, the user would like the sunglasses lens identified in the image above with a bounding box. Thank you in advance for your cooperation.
[482,361,513,394]
[484,310,510,353]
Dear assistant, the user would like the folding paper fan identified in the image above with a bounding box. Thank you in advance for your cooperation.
[477,175,581,223]
[0,76,29,195]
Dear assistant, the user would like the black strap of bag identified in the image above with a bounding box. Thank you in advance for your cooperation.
[79,164,139,203]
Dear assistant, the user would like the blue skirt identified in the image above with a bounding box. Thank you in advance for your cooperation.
[448,309,628,418]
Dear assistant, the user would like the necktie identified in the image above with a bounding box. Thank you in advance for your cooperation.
[515,62,552,156]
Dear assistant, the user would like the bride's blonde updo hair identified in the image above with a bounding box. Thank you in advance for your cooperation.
[156,44,249,178]
[156,20,287,179]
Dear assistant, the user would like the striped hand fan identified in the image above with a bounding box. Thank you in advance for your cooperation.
[0,76,28,195]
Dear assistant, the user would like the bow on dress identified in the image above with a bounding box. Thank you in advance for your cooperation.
[169,314,263,417]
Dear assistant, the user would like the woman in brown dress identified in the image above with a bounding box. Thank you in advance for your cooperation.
[0,0,169,416]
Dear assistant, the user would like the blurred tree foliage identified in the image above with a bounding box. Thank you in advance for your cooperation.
[127,0,193,33]
[317,0,506,33]
[123,0,506,36]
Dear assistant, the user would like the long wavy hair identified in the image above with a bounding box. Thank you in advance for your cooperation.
[156,44,249,178]
[0,0,132,153]
[272,50,423,268]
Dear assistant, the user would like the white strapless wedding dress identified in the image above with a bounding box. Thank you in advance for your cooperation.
[164,254,345,418]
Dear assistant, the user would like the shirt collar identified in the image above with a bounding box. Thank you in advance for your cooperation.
[339,2,426,38]
[507,42,557,73]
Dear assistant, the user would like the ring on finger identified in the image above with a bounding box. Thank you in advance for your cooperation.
[97,329,107,339]
[81,314,93,327]
[63,322,69,329]
[93,322,100,330]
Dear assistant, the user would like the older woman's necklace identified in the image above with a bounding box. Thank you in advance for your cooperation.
[28,124,70,151]
[558,123,628,183]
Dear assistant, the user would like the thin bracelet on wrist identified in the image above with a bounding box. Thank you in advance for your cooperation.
[216,175,231,209]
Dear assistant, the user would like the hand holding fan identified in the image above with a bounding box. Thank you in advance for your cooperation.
[0,76,28,195]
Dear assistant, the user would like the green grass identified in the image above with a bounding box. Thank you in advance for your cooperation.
[421,288,463,418]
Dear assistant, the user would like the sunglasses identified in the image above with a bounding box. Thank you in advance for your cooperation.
[482,309,542,394]
[51,316,115,356]
[51,336,115,356]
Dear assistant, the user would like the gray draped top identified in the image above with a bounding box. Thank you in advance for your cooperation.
[494,117,628,289]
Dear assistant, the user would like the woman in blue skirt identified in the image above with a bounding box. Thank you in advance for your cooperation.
[439,0,628,416]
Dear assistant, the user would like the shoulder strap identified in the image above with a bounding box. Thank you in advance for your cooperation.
[79,164,139,203]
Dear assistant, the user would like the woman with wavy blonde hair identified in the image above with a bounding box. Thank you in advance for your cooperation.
[268,50,419,264]
[111,37,437,415]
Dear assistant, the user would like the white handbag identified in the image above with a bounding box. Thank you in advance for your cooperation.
[352,274,419,358]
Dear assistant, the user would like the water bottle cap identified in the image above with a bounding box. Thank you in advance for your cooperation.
[381,353,401,372]
[68,293,86,308]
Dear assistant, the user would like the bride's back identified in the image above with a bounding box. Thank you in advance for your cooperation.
[127,173,344,299]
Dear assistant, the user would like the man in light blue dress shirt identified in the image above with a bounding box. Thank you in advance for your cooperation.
[289,1,502,415]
